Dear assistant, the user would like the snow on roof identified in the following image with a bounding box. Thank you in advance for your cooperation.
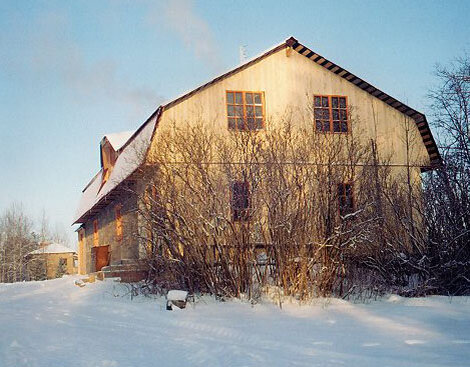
[74,114,159,223]
[104,131,134,152]
[29,243,76,255]
[74,171,102,223]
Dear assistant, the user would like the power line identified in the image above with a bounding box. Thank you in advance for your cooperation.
[147,161,435,169]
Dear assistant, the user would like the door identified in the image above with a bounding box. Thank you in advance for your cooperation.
[93,246,109,272]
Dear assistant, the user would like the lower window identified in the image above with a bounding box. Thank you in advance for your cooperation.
[231,181,250,221]
[338,183,354,216]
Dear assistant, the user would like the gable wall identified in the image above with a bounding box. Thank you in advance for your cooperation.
[151,47,429,168]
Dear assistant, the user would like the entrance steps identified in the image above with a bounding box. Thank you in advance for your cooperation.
[98,259,148,283]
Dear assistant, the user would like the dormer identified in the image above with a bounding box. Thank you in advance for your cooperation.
[100,131,133,186]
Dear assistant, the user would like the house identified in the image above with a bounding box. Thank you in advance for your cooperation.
[25,243,78,280]
[73,37,440,280]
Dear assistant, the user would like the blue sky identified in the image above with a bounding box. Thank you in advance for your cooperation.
[1,0,469,242]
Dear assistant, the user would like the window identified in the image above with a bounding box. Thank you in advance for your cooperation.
[314,95,348,133]
[338,183,354,217]
[115,204,123,241]
[93,220,99,246]
[231,181,250,221]
[226,91,264,131]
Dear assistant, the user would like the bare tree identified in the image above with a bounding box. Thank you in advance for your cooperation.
[422,57,470,295]
[38,209,71,246]
[0,203,36,283]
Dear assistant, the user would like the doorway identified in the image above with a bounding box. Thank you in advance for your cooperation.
[92,246,109,272]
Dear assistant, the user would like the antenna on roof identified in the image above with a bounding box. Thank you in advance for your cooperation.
[239,45,247,64]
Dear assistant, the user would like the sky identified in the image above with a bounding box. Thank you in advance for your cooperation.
[1,0,469,244]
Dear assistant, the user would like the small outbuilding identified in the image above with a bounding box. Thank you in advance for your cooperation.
[25,243,78,280]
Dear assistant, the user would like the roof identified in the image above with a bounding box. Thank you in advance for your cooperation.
[104,131,134,152]
[73,109,161,224]
[74,36,441,224]
[29,243,76,255]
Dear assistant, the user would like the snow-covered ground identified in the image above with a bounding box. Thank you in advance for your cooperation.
[1,276,469,367]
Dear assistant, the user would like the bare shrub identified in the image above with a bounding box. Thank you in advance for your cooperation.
[129,107,429,301]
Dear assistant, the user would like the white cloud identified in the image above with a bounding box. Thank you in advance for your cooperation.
[10,9,163,115]
[151,0,223,72]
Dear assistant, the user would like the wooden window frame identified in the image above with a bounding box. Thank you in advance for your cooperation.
[226,91,265,131]
[314,95,349,134]
[93,219,99,246]
[337,182,355,217]
[115,204,123,242]
[231,180,251,222]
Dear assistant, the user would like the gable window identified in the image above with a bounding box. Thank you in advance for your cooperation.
[338,183,354,217]
[93,220,99,246]
[231,181,250,221]
[226,91,264,131]
[115,204,123,241]
[314,95,348,133]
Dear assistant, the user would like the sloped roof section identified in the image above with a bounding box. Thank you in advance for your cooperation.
[74,171,102,224]
[104,131,134,152]
[74,110,161,224]
[29,243,76,255]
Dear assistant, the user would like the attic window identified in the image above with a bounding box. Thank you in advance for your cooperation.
[314,95,348,133]
[226,91,265,131]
